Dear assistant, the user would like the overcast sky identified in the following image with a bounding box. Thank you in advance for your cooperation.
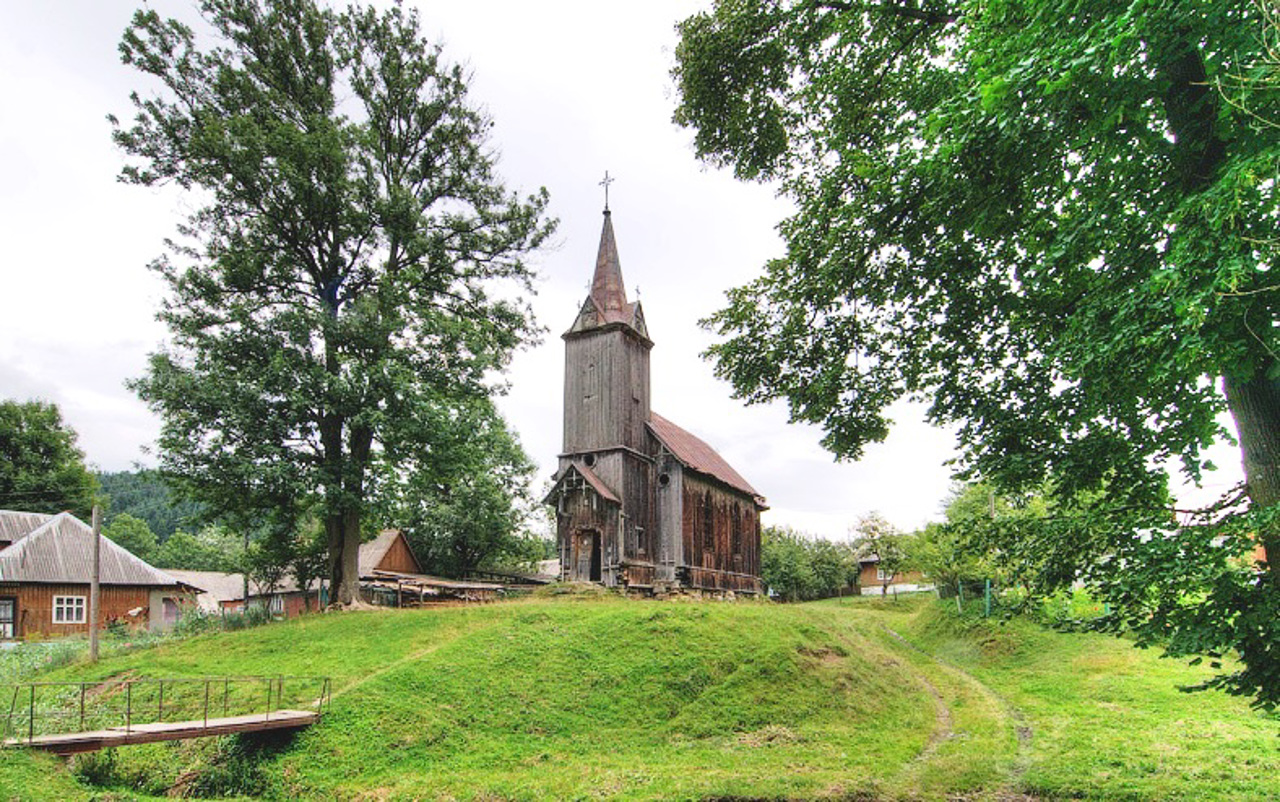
[0,1,1244,539]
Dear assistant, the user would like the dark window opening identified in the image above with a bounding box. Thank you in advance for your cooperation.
[658,473,670,487]
[583,453,597,467]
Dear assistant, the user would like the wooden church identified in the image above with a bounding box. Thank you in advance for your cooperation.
[544,208,766,595]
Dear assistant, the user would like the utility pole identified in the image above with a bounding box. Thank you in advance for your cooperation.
[89,504,101,663]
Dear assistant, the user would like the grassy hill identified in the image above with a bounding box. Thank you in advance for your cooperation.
[2,593,1276,800]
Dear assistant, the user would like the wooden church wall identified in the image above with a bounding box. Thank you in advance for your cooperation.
[679,474,762,593]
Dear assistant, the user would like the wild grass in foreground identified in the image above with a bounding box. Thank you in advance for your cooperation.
[1,593,1276,800]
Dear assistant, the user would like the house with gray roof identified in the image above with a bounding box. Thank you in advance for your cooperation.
[0,510,194,640]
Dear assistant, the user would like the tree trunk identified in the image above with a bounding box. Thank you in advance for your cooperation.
[333,424,374,607]
[320,411,352,606]
[1224,369,1280,580]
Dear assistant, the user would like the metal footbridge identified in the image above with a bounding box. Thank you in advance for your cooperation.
[3,675,330,755]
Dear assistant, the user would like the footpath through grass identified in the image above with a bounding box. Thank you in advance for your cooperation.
[2,592,1277,800]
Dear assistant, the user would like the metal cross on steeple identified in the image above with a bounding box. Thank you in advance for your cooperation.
[599,170,615,212]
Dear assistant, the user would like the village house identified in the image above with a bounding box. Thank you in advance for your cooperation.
[0,510,195,640]
[857,554,932,596]
[164,569,321,618]
[544,209,767,595]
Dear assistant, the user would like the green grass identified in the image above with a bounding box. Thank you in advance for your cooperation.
[1,593,1276,800]
[827,594,1280,801]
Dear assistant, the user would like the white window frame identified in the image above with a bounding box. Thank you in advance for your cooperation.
[876,567,890,582]
[52,595,86,624]
[269,594,284,615]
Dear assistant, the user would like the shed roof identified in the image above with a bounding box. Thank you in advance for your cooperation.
[648,413,764,503]
[359,529,423,576]
[0,512,185,587]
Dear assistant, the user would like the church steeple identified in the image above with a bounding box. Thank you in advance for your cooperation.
[566,209,650,341]
[590,211,629,323]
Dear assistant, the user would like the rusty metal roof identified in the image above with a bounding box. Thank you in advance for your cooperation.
[649,413,765,503]
[0,512,185,587]
[543,462,621,505]
[564,212,651,341]
[591,210,630,323]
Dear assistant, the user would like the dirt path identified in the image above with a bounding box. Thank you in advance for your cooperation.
[879,622,1034,793]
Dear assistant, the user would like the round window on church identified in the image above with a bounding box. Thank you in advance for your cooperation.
[584,453,597,467]
[658,473,670,487]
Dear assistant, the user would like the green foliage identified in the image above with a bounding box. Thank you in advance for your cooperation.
[378,400,541,577]
[113,0,554,603]
[96,469,202,541]
[101,512,159,563]
[673,0,1280,707]
[761,525,858,601]
[851,511,910,594]
[0,399,97,518]
[152,525,244,571]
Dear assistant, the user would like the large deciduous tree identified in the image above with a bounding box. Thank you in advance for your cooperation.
[115,0,553,605]
[673,1,1280,704]
[0,400,98,518]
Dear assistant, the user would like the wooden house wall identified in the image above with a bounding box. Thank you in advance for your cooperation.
[563,328,651,454]
[679,475,762,593]
[0,583,187,640]
[376,536,421,574]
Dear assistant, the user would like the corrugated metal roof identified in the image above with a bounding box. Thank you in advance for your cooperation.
[0,510,54,544]
[0,512,184,587]
[165,570,244,607]
[649,413,764,502]
[165,570,307,612]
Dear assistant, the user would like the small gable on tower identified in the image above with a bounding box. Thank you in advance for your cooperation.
[546,205,764,596]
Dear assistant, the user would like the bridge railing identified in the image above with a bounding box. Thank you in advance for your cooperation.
[2,675,331,746]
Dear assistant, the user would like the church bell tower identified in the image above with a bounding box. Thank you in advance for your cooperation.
[554,208,653,585]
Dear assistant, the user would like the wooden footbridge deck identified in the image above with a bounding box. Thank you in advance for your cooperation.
[3,675,330,755]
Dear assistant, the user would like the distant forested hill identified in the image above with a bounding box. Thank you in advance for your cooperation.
[96,470,203,541]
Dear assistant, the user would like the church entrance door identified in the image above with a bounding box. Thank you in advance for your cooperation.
[574,530,602,582]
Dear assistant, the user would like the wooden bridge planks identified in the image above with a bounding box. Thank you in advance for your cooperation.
[4,709,317,755]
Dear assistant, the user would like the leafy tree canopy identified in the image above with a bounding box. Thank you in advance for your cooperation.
[0,400,98,518]
[761,525,859,601]
[153,525,245,572]
[675,0,1280,705]
[103,512,160,564]
[113,0,554,604]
